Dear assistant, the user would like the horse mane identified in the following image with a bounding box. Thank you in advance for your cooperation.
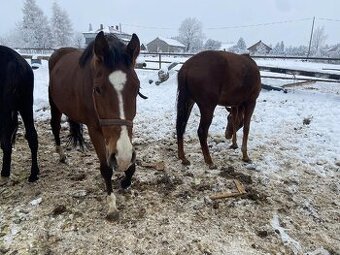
[79,34,131,68]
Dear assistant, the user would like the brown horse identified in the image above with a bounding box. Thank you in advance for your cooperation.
[176,51,261,169]
[49,31,140,220]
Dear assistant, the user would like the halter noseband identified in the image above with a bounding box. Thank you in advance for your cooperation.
[98,118,133,127]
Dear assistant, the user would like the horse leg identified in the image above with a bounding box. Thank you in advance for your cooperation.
[229,106,239,149]
[176,97,194,166]
[19,106,39,182]
[87,126,118,221]
[49,99,66,163]
[197,105,216,169]
[121,162,136,189]
[1,111,18,178]
[241,101,256,162]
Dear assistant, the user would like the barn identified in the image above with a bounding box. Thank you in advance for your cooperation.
[146,37,185,53]
[82,24,132,45]
[247,40,272,55]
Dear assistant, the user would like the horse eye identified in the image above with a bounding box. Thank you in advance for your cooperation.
[94,86,102,95]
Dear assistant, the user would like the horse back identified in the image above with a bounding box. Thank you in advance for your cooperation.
[179,50,261,106]
[49,47,78,72]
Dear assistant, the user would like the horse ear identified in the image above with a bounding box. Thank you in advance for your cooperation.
[126,33,140,64]
[94,31,109,62]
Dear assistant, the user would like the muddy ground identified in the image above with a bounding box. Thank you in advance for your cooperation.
[0,118,339,255]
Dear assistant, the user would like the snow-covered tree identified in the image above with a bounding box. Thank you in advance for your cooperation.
[271,41,285,55]
[19,0,52,48]
[311,26,327,56]
[229,37,247,53]
[51,1,73,47]
[177,17,205,52]
[204,39,221,50]
[73,32,85,48]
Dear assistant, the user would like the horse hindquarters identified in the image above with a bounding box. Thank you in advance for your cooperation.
[176,71,194,165]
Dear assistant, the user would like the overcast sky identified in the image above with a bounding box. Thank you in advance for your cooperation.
[1,0,340,47]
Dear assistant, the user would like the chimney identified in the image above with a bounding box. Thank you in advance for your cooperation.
[100,24,104,30]
[115,25,119,30]
[89,23,93,31]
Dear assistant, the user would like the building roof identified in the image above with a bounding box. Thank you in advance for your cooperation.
[153,37,185,48]
[247,40,272,51]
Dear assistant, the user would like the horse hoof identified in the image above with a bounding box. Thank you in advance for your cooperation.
[1,171,10,178]
[59,156,67,164]
[106,211,119,221]
[121,178,132,189]
[181,159,191,166]
[229,144,238,150]
[242,157,252,163]
[28,175,39,182]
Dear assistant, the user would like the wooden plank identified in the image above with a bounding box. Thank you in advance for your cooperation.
[258,65,340,81]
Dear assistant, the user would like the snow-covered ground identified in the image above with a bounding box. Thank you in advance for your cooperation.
[1,58,339,254]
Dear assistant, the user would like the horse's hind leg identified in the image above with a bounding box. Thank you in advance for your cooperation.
[197,105,216,169]
[241,101,257,162]
[49,98,66,162]
[19,106,39,182]
[176,91,194,165]
[1,111,18,178]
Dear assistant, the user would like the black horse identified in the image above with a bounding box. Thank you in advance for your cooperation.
[0,45,39,182]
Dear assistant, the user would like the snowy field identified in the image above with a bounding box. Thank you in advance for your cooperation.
[1,59,339,254]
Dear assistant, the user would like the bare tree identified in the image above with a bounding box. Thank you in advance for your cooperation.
[204,39,221,50]
[178,17,205,52]
[311,26,327,56]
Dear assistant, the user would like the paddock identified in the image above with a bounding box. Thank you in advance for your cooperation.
[0,60,339,254]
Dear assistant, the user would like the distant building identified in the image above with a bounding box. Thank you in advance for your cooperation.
[247,40,272,55]
[147,37,185,53]
[82,24,132,45]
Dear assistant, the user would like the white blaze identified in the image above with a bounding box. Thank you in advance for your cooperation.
[108,70,133,171]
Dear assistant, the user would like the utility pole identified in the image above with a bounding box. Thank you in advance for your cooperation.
[307,16,315,58]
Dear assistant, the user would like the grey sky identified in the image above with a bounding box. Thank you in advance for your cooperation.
[1,0,339,46]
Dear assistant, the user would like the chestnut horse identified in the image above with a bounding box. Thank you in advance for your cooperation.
[0,45,39,182]
[176,51,261,169]
[48,32,140,220]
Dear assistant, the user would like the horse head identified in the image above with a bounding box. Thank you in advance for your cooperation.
[91,31,140,172]
[225,106,245,139]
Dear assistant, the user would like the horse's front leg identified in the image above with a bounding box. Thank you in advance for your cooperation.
[121,163,136,189]
[99,163,119,221]
[88,126,119,221]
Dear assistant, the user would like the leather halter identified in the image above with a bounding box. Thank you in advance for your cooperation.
[98,118,133,127]
[92,89,133,128]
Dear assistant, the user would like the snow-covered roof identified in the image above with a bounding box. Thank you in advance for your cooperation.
[157,37,185,48]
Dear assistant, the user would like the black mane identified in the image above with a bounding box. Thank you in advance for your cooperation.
[79,34,131,68]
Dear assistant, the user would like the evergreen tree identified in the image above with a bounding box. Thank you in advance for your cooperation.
[20,0,52,48]
[51,1,73,47]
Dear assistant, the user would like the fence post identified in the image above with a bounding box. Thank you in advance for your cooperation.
[159,53,162,70]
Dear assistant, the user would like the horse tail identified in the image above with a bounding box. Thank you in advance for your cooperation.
[67,119,85,151]
[176,68,193,140]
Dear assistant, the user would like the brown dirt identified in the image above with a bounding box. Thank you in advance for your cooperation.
[0,120,339,255]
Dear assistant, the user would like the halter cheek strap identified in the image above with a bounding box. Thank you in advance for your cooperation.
[92,90,133,128]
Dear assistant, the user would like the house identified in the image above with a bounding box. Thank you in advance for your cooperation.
[82,24,132,45]
[247,40,272,55]
[146,37,185,53]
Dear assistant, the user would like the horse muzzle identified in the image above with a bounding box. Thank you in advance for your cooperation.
[107,150,136,172]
